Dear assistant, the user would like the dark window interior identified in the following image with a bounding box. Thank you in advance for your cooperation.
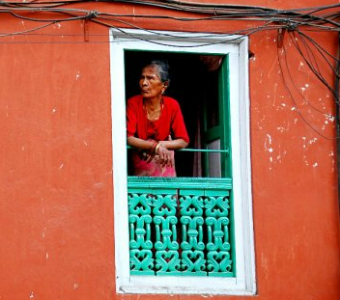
[125,51,220,177]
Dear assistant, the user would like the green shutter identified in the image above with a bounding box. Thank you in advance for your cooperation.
[202,55,231,178]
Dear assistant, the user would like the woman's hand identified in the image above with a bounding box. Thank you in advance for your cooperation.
[127,136,187,168]
[156,143,174,167]
[140,151,153,163]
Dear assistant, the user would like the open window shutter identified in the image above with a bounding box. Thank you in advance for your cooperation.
[202,55,231,178]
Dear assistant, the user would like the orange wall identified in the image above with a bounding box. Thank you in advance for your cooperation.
[0,1,339,300]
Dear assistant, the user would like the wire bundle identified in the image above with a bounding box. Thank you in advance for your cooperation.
[0,0,339,138]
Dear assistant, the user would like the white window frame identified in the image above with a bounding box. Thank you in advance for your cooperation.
[110,28,255,295]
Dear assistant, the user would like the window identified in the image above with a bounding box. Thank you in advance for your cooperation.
[110,28,255,295]
[125,51,230,178]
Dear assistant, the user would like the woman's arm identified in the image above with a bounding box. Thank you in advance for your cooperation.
[156,138,188,167]
[127,136,157,151]
[127,136,188,168]
[158,138,188,150]
[127,136,188,152]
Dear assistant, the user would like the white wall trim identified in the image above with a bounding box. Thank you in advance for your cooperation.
[109,28,255,295]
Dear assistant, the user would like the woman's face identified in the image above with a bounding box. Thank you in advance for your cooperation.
[139,65,166,99]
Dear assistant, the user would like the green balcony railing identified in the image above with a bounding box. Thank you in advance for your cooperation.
[128,177,234,277]
[127,146,229,154]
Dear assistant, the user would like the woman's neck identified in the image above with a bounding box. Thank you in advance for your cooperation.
[143,96,163,121]
[143,96,162,110]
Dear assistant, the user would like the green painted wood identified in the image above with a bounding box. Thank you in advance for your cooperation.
[203,126,222,142]
[218,56,229,177]
[127,146,229,154]
[128,177,232,190]
[229,190,237,277]
[179,148,229,153]
[221,55,232,177]
[201,55,231,178]
[127,186,234,277]
[205,190,229,197]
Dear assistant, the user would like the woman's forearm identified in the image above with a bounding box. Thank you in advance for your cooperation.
[159,139,188,150]
[127,136,188,151]
[127,136,155,151]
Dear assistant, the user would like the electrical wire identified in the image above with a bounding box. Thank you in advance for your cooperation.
[289,31,338,100]
[0,21,56,37]
[0,2,338,30]
[0,0,338,139]
[297,30,340,72]
[282,32,336,118]
[334,32,340,220]
[277,41,337,140]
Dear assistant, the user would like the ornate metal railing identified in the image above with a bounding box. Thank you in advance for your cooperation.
[128,177,234,277]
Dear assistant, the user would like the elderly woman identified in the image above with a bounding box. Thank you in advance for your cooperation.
[126,60,189,177]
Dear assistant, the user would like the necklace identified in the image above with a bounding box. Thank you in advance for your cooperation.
[146,108,161,120]
[143,104,163,121]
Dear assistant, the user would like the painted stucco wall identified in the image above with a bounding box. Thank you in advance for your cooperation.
[0,1,339,300]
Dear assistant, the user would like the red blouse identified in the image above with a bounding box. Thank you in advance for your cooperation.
[126,95,190,144]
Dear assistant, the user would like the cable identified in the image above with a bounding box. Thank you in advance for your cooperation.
[282,33,336,118]
[335,32,340,223]
[277,37,338,140]
[0,0,338,124]
[297,30,340,73]
[0,20,55,37]
[288,31,338,101]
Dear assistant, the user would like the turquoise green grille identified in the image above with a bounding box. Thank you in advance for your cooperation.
[128,177,234,277]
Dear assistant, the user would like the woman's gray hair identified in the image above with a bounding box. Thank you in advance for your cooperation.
[146,60,170,85]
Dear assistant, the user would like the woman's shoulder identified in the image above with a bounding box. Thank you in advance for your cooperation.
[127,95,143,108]
[163,96,180,108]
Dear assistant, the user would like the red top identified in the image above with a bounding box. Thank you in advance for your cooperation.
[126,95,190,143]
